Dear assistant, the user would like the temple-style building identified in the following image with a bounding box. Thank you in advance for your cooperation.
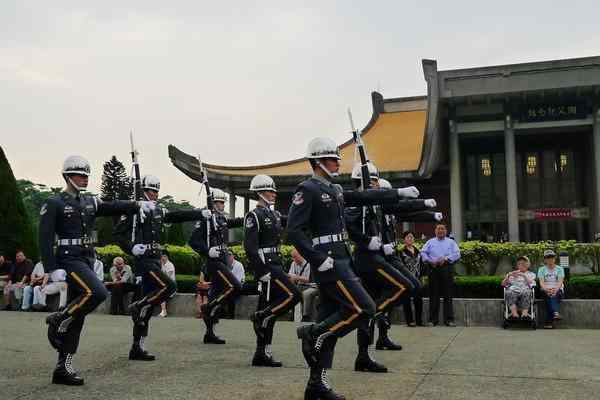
[171,56,600,242]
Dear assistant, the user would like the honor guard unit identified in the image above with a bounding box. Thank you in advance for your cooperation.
[189,188,244,344]
[287,137,417,400]
[244,174,300,367]
[40,156,154,385]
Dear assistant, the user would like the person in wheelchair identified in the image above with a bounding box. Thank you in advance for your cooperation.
[502,256,536,320]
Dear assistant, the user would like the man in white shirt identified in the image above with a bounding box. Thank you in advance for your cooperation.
[288,249,318,322]
[93,257,105,282]
[159,255,177,317]
[22,261,46,311]
[33,269,68,311]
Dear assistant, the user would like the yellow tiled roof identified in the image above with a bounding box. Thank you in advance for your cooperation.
[205,110,427,176]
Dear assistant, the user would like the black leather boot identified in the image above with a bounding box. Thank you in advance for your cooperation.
[354,352,388,373]
[52,353,84,386]
[304,368,346,400]
[129,338,156,361]
[375,316,403,350]
[252,345,283,367]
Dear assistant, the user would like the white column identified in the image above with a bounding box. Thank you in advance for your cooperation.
[504,115,520,242]
[449,120,464,242]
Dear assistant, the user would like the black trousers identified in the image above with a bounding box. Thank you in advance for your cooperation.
[108,283,138,315]
[132,257,177,338]
[353,252,414,347]
[205,259,242,322]
[256,264,301,347]
[428,265,455,324]
[311,256,376,368]
[59,257,109,354]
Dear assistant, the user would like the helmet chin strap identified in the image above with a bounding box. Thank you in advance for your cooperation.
[257,193,274,209]
[65,175,85,193]
[316,160,339,179]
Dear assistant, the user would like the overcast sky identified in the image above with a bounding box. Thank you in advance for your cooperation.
[2,1,599,207]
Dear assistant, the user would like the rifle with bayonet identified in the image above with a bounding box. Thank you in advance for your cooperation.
[348,108,382,238]
[130,131,143,242]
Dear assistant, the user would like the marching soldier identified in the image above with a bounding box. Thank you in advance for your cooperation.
[375,178,442,349]
[287,137,418,400]
[244,175,301,367]
[40,156,155,385]
[345,162,425,372]
[189,188,244,344]
[114,175,208,361]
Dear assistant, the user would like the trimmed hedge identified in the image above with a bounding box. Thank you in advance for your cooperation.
[96,241,600,277]
[170,273,600,299]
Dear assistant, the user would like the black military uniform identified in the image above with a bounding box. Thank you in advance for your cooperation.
[288,174,404,399]
[373,202,437,349]
[40,190,140,385]
[115,204,204,360]
[189,210,243,344]
[244,205,300,367]
[345,200,420,371]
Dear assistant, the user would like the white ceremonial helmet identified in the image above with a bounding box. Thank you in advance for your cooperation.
[351,162,379,181]
[211,188,228,203]
[141,175,161,192]
[306,137,341,160]
[250,175,277,206]
[249,175,277,192]
[378,178,392,189]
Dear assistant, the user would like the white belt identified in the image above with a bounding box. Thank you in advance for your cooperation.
[57,238,94,246]
[312,232,348,246]
[258,247,280,256]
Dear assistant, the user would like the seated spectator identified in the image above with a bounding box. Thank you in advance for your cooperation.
[538,249,565,329]
[0,254,12,292]
[21,261,45,311]
[3,250,33,310]
[94,254,105,282]
[288,248,318,322]
[159,254,177,317]
[502,256,536,320]
[195,270,210,319]
[225,254,245,318]
[33,268,68,311]
[105,257,136,315]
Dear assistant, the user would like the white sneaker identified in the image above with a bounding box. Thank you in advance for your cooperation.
[159,310,167,318]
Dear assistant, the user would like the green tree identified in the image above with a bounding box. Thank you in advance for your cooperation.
[16,180,61,229]
[0,147,38,260]
[99,156,133,244]
[158,195,196,242]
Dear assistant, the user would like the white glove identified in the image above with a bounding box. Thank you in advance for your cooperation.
[208,246,221,259]
[132,244,147,256]
[368,237,382,251]
[434,212,443,221]
[383,243,395,256]
[201,209,212,219]
[397,186,420,199]
[317,257,334,272]
[424,199,437,208]
[259,273,271,282]
[139,201,156,215]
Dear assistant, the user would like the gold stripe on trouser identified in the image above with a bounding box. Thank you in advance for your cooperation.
[146,271,168,303]
[328,281,363,333]
[376,268,406,311]
[270,279,294,314]
[212,270,234,304]
[67,272,93,315]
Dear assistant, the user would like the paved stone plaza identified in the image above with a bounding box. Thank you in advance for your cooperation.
[1,312,599,400]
